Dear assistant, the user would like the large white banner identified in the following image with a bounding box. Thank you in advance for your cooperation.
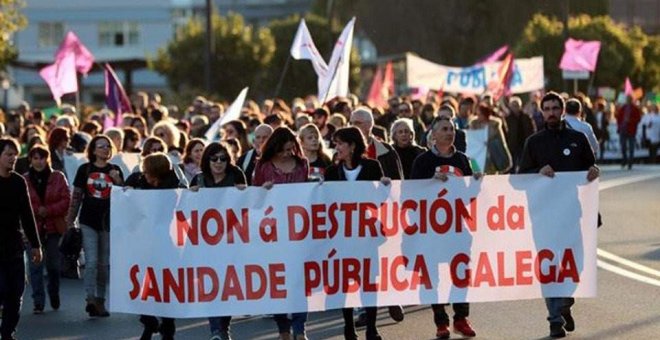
[110,173,598,318]
[406,54,545,94]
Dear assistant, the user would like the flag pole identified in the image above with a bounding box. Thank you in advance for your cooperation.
[320,55,342,104]
[273,53,292,99]
[75,74,81,118]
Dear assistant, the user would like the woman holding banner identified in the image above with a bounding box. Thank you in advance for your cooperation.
[189,142,246,340]
[324,126,389,340]
[66,135,124,318]
[252,126,309,340]
[129,152,184,340]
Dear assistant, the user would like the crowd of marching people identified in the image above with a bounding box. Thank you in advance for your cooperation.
[0,87,657,340]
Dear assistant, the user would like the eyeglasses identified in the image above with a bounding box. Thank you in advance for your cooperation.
[210,155,229,163]
[96,144,111,149]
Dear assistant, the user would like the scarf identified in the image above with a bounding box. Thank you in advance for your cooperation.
[28,166,52,202]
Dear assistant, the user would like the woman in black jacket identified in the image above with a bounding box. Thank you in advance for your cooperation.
[325,127,389,340]
[189,142,246,340]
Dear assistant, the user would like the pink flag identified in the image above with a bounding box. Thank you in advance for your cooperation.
[55,31,95,75]
[624,77,634,96]
[559,38,601,72]
[39,51,78,105]
[477,45,509,64]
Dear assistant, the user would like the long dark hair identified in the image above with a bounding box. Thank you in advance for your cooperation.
[182,138,206,164]
[332,126,366,166]
[200,142,234,177]
[223,120,250,155]
[259,126,304,164]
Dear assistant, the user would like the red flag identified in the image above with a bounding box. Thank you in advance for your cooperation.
[367,66,385,107]
[488,53,514,100]
[382,61,395,98]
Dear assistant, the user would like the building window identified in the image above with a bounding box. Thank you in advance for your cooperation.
[99,22,140,47]
[38,22,64,48]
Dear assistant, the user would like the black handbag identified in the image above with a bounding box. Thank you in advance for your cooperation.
[59,227,82,260]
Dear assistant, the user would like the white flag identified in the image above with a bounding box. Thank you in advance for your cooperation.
[290,19,328,78]
[204,87,249,142]
[319,17,355,102]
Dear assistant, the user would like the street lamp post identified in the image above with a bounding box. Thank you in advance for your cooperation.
[1,78,9,112]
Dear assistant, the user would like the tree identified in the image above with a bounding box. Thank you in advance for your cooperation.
[0,0,27,70]
[308,0,609,67]
[150,12,275,101]
[514,14,653,92]
[263,13,361,101]
[636,34,660,93]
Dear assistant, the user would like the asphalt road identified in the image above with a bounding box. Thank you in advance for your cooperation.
[13,165,660,339]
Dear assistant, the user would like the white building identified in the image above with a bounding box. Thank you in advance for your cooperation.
[10,0,312,109]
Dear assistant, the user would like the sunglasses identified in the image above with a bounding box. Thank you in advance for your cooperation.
[210,155,229,163]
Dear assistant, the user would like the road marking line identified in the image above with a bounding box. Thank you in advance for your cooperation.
[596,172,660,286]
[597,260,660,287]
[597,249,660,278]
[599,173,660,191]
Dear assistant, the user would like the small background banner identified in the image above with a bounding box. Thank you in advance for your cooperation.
[406,54,544,94]
[110,173,598,318]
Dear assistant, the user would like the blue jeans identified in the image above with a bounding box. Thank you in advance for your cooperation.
[27,233,61,307]
[0,256,26,339]
[620,133,636,167]
[81,224,109,299]
[274,312,307,337]
[545,297,575,324]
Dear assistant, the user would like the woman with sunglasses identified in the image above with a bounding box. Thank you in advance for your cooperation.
[252,126,309,340]
[190,142,246,190]
[66,135,124,318]
[189,142,246,340]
